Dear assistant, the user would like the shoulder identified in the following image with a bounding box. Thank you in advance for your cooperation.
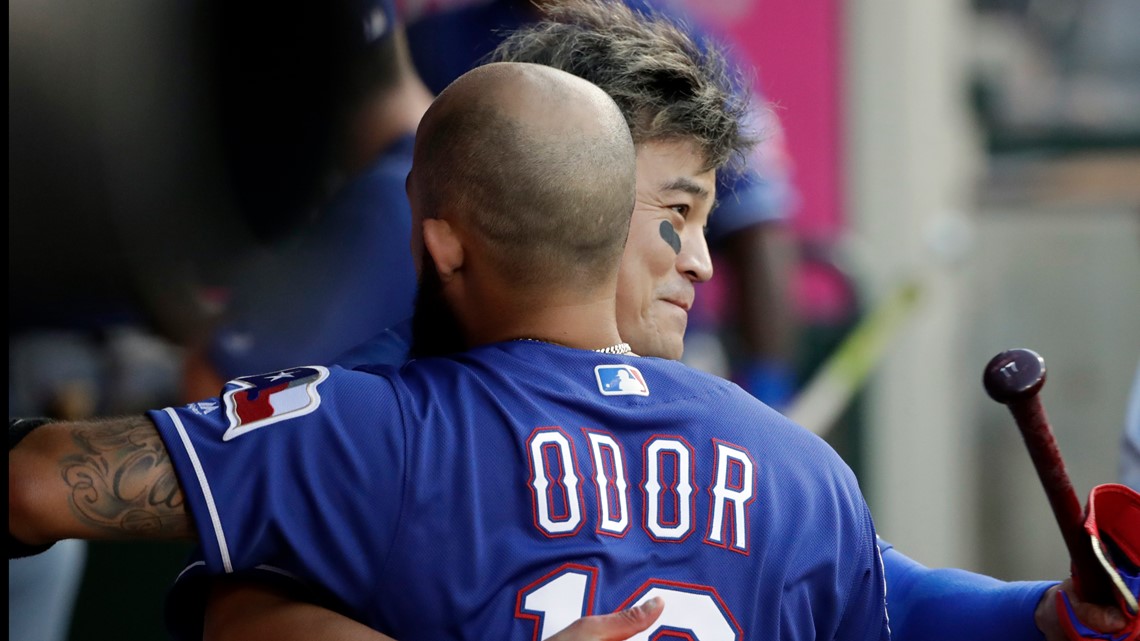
[227,365,402,423]
[638,359,844,462]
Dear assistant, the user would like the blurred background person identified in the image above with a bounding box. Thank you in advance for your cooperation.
[180,0,433,400]
[10,0,428,638]
[1123,360,1140,491]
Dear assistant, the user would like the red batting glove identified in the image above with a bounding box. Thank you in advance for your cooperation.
[1057,484,1140,641]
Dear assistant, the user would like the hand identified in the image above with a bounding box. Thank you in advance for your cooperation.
[1035,579,1128,641]
[548,597,664,641]
[205,584,663,641]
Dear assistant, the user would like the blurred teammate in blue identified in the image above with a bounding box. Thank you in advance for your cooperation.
[11,61,891,640]
[181,0,433,401]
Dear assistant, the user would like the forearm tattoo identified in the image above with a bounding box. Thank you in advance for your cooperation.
[61,416,194,538]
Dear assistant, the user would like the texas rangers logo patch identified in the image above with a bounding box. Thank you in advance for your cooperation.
[221,366,330,441]
[595,364,649,396]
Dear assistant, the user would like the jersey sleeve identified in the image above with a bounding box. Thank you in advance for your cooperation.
[878,539,1054,641]
[147,366,408,608]
[834,494,892,640]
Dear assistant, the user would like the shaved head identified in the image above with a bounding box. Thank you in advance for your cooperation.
[410,62,636,290]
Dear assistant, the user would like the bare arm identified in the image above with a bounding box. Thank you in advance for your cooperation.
[205,582,397,641]
[9,417,195,546]
[204,582,663,641]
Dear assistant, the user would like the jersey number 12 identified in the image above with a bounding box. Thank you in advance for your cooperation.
[515,563,741,640]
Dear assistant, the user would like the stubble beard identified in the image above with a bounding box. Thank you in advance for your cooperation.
[409,260,467,359]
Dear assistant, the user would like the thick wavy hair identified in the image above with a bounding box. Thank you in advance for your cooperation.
[489,0,754,172]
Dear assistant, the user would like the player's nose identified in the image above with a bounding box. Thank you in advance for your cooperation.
[677,230,713,283]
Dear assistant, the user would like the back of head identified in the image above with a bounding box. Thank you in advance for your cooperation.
[489,0,752,173]
[411,62,636,291]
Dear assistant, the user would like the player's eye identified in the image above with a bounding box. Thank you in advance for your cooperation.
[669,204,690,218]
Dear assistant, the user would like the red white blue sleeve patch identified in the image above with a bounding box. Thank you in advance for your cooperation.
[221,366,330,441]
[594,365,649,397]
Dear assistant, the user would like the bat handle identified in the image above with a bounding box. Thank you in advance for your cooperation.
[1005,395,1116,605]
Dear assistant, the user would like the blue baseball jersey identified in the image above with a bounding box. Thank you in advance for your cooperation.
[154,341,889,640]
[208,134,417,380]
[327,304,1060,639]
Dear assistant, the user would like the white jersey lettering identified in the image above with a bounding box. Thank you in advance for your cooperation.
[584,429,630,536]
[705,440,755,553]
[643,437,695,541]
[527,428,584,537]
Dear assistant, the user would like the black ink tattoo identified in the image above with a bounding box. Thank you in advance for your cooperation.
[61,417,194,538]
[659,221,682,255]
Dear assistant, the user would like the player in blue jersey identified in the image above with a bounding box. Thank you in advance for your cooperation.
[336,5,1127,638]
[8,3,1129,640]
[180,0,433,401]
[11,62,892,640]
[251,4,1137,640]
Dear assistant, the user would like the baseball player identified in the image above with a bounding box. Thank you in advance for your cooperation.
[11,63,891,640]
[11,3,1130,640]
[272,4,1140,639]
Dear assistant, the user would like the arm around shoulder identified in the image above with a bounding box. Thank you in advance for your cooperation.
[9,415,194,549]
[205,581,396,641]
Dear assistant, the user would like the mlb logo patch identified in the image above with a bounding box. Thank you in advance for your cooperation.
[221,366,330,441]
[595,364,649,396]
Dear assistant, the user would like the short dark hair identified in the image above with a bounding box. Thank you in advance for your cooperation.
[490,0,753,172]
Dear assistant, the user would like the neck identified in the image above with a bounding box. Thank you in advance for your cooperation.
[464,289,624,352]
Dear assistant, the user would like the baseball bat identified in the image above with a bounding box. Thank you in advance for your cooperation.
[983,348,1116,605]
[785,278,922,435]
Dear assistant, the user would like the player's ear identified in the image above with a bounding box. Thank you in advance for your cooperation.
[422,217,465,281]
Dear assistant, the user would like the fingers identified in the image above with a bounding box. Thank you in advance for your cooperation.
[1062,582,1127,633]
[1039,579,1129,641]
[549,597,664,641]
